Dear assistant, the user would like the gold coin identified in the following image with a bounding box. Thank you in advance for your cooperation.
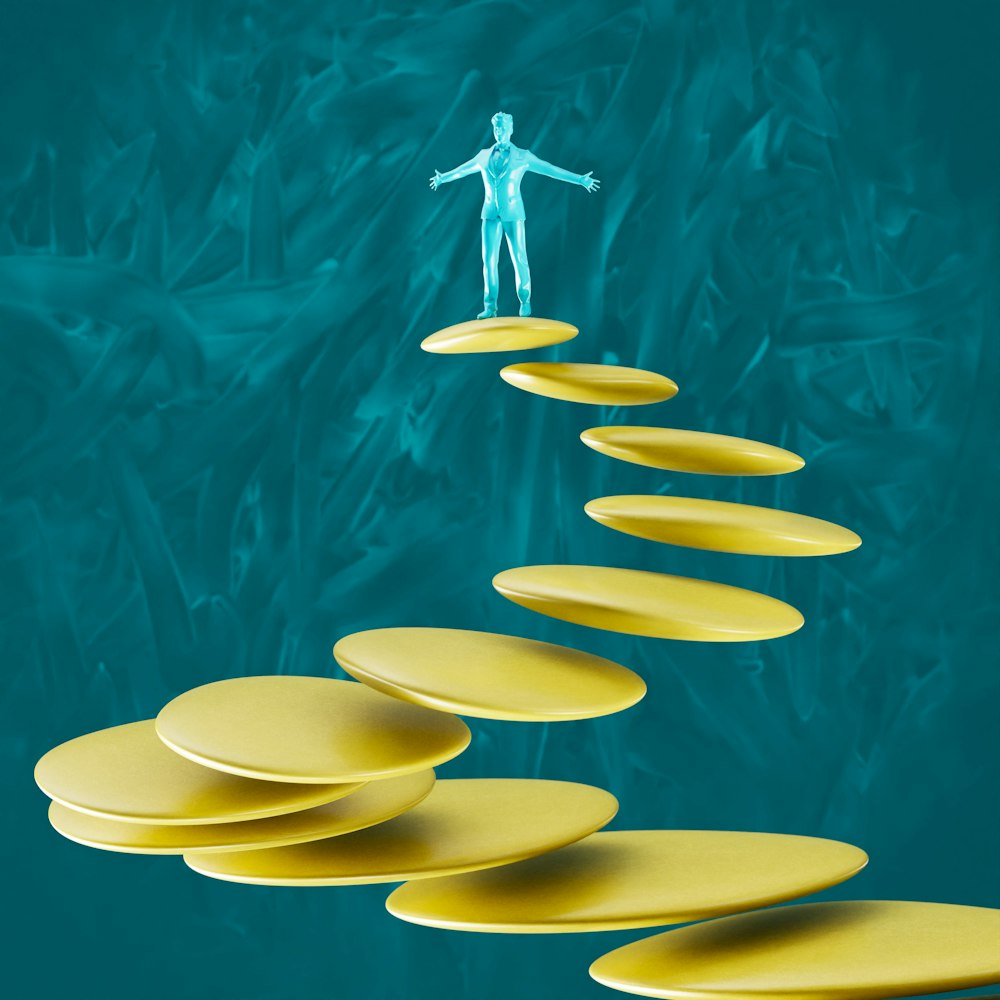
[493,565,803,641]
[585,496,861,556]
[185,778,618,886]
[333,628,645,721]
[156,676,471,783]
[34,720,359,824]
[581,426,804,475]
[386,830,868,932]
[48,769,434,855]
[421,316,578,354]
[589,901,1000,999]
[500,363,678,405]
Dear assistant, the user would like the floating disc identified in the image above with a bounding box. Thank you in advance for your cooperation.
[156,676,471,784]
[580,426,804,475]
[585,496,861,556]
[185,779,618,886]
[386,830,868,933]
[501,363,678,405]
[589,900,1000,999]
[333,627,646,721]
[493,565,803,641]
[421,316,578,354]
[48,769,435,855]
[34,720,359,824]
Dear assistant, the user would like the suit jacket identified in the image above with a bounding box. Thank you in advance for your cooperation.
[440,142,584,222]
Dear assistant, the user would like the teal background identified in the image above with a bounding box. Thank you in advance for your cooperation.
[2,1,998,997]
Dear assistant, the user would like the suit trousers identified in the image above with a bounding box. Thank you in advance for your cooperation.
[481,218,531,307]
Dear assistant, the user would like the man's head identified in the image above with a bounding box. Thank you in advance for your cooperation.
[491,112,513,144]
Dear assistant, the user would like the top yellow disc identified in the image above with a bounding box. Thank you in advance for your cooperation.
[589,900,1000,999]
[333,628,646,722]
[421,316,578,354]
[156,676,471,784]
[185,778,619,886]
[493,565,803,641]
[501,363,678,405]
[585,496,862,556]
[386,830,868,933]
[581,426,804,475]
[34,720,359,825]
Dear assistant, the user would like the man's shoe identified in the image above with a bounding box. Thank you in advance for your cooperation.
[477,305,497,319]
[519,300,532,317]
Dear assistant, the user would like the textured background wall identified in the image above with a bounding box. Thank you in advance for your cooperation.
[2,1,997,997]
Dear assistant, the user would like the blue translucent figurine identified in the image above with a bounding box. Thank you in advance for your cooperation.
[430,112,600,319]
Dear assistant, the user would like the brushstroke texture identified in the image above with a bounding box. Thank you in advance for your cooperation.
[1,1,997,997]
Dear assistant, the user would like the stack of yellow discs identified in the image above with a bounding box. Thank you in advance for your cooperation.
[34,677,472,855]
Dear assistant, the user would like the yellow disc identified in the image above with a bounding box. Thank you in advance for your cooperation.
[581,426,804,475]
[48,769,435,855]
[333,628,646,722]
[589,900,1000,999]
[493,565,803,641]
[421,316,578,354]
[184,778,618,886]
[500,363,678,406]
[386,830,868,933]
[34,720,360,825]
[156,676,471,784]
[585,496,861,556]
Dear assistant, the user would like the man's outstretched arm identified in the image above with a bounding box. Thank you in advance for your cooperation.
[429,155,480,190]
[527,151,601,192]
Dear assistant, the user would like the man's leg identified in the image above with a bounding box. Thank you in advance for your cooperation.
[479,219,502,319]
[503,219,531,316]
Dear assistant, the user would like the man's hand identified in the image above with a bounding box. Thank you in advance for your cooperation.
[580,171,601,193]
[429,170,444,191]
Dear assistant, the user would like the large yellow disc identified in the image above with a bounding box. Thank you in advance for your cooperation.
[34,720,359,824]
[500,363,678,405]
[580,426,804,475]
[48,769,435,855]
[156,676,471,784]
[333,628,646,721]
[386,830,868,933]
[585,496,861,556]
[589,900,1000,999]
[493,565,803,641]
[185,778,618,886]
[421,316,578,354]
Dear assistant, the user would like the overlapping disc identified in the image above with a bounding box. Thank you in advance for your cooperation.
[34,720,358,824]
[585,496,861,556]
[421,317,578,354]
[589,901,1000,999]
[493,566,803,641]
[48,769,435,855]
[333,628,646,721]
[501,363,678,405]
[580,426,804,475]
[386,830,868,933]
[156,676,471,783]
[185,779,618,886]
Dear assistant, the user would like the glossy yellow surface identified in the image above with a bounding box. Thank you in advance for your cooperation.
[493,565,803,641]
[34,720,358,824]
[589,901,1000,1000]
[156,676,471,784]
[585,496,861,556]
[333,627,646,721]
[580,426,804,475]
[500,363,678,405]
[185,778,618,886]
[421,316,578,354]
[386,830,868,933]
[48,769,435,855]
